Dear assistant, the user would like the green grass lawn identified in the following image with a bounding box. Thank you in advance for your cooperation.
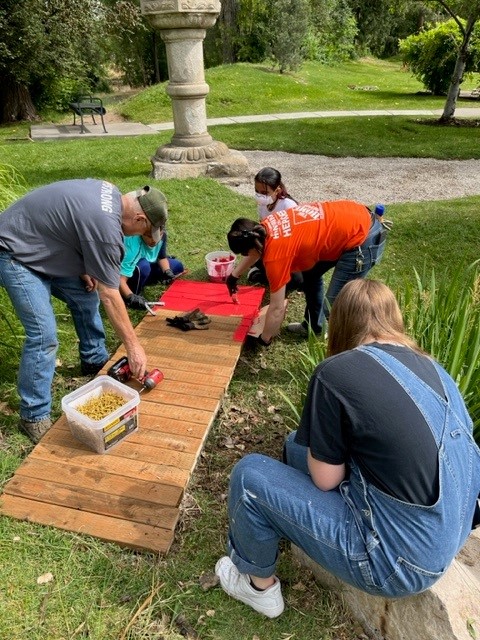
[118,58,480,123]
[1,57,480,640]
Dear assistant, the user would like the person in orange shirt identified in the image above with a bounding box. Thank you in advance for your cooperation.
[226,200,387,344]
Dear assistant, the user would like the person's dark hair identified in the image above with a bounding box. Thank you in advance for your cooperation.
[254,167,296,205]
[328,279,422,357]
[227,218,267,256]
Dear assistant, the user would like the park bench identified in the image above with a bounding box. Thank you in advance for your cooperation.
[69,95,107,134]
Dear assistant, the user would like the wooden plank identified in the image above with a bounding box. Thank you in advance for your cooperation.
[29,442,190,487]
[0,495,173,553]
[137,403,215,425]
[12,458,183,506]
[40,427,197,470]
[55,412,209,441]
[4,476,179,529]
[102,351,234,381]
[146,379,226,399]
[144,342,240,364]
[53,421,202,454]
[140,391,221,412]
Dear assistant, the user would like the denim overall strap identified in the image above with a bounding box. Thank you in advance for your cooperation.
[341,345,480,596]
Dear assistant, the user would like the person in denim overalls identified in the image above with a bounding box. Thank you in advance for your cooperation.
[215,279,480,618]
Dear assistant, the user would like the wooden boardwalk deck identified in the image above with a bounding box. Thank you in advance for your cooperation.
[0,281,264,553]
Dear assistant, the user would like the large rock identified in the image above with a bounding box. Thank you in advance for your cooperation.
[292,529,480,640]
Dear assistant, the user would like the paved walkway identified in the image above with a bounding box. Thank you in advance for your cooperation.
[29,107,480,141]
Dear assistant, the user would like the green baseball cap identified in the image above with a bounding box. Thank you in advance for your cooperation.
[137,186,168,242]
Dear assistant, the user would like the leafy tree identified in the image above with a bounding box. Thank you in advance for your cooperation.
[210,0,359,68]
[347,0,438,57]
[307,0,357,62]
[429,0,480,121]
[102,0,167,86]
[400,19,472,94]
[400,2,480,120]
[268,0,311,71]
[0,0,110,122]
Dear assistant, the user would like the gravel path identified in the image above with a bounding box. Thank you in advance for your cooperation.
[226,150,480,204]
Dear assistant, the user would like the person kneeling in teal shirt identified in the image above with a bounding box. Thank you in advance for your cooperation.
[120,231,184,310]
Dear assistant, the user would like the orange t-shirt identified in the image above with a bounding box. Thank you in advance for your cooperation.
[262,201,370,293]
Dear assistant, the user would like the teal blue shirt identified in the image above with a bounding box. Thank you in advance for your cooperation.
[120,235,165,278]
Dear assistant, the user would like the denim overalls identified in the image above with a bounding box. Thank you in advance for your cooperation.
[341,346,480,596]
[227,346,480,598]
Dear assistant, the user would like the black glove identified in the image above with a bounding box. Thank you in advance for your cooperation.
[162,268,175,285]
[245,334,272,348]
[125,293,148,310]
[166,309,211,331]
[226,274,239,296]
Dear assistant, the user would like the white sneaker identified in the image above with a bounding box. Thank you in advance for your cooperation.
[215,556,284,618]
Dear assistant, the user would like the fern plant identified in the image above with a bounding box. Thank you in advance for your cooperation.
[282,264,480,443]
[397,262,480,442]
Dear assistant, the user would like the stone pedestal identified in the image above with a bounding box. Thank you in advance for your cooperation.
[140,0,249,180]
[292,529,480,640]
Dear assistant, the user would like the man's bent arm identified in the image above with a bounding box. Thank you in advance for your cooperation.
[98,282,147,378]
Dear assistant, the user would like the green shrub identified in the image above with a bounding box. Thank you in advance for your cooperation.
[400,19,480,95]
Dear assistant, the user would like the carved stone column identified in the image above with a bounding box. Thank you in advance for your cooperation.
[140,0,249,179]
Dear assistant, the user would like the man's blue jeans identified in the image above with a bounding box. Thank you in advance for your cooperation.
[0,253,108,420]
[302,216,386,332]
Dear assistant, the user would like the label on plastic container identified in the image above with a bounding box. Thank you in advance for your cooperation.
[103,406,136,433]
[103,412,138,450]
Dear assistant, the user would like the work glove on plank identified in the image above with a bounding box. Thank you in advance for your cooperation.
[166,308,211,331]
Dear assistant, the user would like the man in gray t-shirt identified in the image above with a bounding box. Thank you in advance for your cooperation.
[0,178,168,443]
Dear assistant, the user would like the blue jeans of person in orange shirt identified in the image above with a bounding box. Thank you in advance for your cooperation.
[0,252,108,421]
[127,257,184,294]
[302,215,386,333]
[225,347,480,596]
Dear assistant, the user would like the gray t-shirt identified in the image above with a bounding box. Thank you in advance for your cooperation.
[0,179,124,288]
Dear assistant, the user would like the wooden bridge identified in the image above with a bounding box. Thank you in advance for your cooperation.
[0,280,264,553]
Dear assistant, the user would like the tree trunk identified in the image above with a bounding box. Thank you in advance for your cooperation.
[0,77,39,124]
[153,31,161,84]
[440,14,477,122]
[219,0,237,63]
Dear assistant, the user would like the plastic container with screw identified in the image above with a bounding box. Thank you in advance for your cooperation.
[61,375,139,454]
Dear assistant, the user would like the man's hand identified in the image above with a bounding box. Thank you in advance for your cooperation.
[81,274,98,292]
[125,293,148,310]
[162,268,175,285]
[226,274,239,296]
